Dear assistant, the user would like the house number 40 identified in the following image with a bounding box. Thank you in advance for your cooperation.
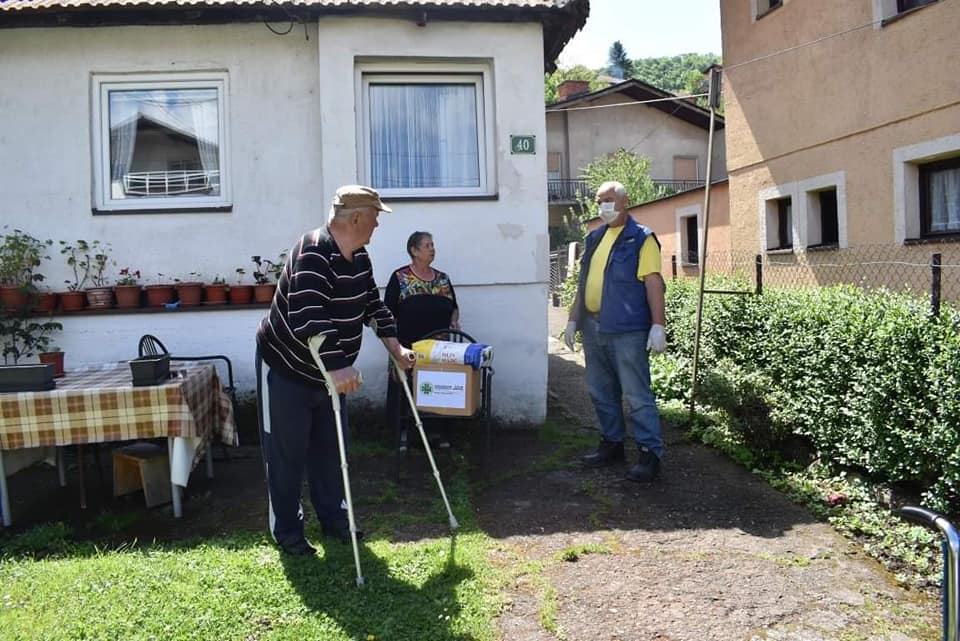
[510,135,536,154]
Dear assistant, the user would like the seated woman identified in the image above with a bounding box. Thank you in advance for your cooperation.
[384,231,459,449]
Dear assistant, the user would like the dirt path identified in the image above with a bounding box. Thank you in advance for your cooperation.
[475,307,939,640]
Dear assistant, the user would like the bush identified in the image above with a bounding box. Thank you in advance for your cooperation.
[656,278,960,513]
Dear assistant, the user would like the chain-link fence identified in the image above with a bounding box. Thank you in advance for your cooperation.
[670,245,960,315]
[548,249,568,302]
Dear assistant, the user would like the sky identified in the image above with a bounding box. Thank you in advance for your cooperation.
[557,0,723,70]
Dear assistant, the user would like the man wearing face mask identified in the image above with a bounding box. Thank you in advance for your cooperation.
[564,181,668,482]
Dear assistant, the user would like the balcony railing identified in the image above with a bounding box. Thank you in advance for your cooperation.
[652,179,706,198]
[548,178,706,204]
[122,170,220,196]
[547,178,590,203]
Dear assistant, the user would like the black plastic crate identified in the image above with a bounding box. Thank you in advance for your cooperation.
[0,364,56,392]
[128,354,171,387]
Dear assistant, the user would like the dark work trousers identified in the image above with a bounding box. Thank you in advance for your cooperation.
[256,349,349,547]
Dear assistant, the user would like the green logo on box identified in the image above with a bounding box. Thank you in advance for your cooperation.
[420,382,433,395]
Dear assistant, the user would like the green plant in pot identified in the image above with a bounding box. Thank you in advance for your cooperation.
[59,240,111,311]
[204,274,228,305]
[0,228,53,312]
[174,272,203,307]
[0,308,62,367]
[115,267,142,308]
[229,268,253,305]
[251,252,287,304]
[84,241,115,309]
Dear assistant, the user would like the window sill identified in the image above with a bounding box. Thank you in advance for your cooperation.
[904,234,960,246]
[805,243,839,252]
[378,194,499,203]
[881,1,938,27]
[92,205,233,215]
[766,247,794,255]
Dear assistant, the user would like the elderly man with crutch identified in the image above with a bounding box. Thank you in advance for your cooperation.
[255,185,416,562]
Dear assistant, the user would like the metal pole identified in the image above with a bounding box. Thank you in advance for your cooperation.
[755,254,763,296]
[932,252,942,319]
[688,68,721,419]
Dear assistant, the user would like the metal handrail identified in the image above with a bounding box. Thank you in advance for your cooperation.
[901,506,959,641]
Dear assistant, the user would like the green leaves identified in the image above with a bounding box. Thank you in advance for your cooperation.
[656,279,960,512]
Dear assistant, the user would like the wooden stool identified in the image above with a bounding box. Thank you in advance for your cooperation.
[112,442,171,508]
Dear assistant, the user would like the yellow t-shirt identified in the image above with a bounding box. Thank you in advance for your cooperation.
[584,228,661,314]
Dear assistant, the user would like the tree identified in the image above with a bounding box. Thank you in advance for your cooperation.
[631,53,720,95]
[607,41,632,80]
[567,149,656,231]
[544,65,608,104]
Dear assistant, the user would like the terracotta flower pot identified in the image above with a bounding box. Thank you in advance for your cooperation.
[229,285,253,305]
[145,284,176,308]
[59,291,86,312]
[0,286,29,312]
[86,286,114,309]
[39,351,65,378]
[204,284,228,305]
[114,285,142,308]
[176,282,203,307]
[35,292,58,314]
[253,283,276,304]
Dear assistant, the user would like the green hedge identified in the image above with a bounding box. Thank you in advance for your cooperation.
[654,279,960,513]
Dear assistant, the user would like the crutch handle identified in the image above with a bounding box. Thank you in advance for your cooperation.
[307,335,363,401]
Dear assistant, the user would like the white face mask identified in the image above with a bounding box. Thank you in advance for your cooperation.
[598,201,618,224]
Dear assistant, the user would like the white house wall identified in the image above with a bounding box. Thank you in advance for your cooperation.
[0,18,550,422]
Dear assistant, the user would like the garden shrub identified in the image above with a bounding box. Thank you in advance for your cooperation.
[654,278,960,513]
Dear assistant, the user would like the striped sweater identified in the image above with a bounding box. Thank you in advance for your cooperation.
[256,226,397,386]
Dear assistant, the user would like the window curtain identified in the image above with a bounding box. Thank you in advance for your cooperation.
[189,95,220,194]
[108,92,140,199]
[369,83,480,190]
[929,166,960,233]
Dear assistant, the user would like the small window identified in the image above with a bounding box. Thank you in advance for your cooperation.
[683,215,700,265]
[359,68,494,197]
[766,197,792,251]
[805,188,839,248]
[898,0,937,13]
[757,0,783,18]
[919,157,960,237]
[92,72,230,212]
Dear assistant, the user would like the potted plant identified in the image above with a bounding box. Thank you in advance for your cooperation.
[0,228,53,312]
[84,241,114,309]
[38,344,65,378]
[251,252,287,304]
[145,272,176,308]
[229,268,253,305]
[175,272,203,307]
[59,240,91,311]
[0,308,62,366]
[204,275,228,305]
[115,267,142,309]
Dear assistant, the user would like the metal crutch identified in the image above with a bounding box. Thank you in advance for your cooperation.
[900,506,959,641]
[392,358,459,530]
[307,335,365,587]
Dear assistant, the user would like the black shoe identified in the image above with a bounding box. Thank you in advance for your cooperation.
[626,447,660,482]
[278,538,316,556]
[581,439,625,468]
[322,520,365,544]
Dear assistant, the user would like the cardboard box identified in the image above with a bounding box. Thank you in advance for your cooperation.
[413,362,480,417]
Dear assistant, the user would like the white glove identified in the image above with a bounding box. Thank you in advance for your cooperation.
[647,324,667,353]
[563,320,578,351]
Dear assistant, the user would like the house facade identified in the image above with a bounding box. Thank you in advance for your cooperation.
[721,0,959,290]
[545,78,727,230]
[626,180,731,279]
[0,0,588,421]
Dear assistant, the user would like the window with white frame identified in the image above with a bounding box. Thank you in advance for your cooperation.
[798,171,847,249]
[358,63,494,197]
[675,205,701,265]
[874,0,938,23]
[760,185,797,252]
[753,0,783,20]
[893,134,960,243]
[92,72,230,212]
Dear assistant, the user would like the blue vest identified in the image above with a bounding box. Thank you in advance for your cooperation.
[577,217,654,334]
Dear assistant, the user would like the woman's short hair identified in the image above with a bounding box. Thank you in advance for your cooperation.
[406,231,432,258]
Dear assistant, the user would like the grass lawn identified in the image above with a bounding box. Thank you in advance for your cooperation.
[0,444,506,641]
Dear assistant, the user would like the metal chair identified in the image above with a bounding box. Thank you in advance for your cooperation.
[392,328,494,468]
[137,334,237,458]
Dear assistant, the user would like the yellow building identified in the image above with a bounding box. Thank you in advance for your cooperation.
[720,0,959,299]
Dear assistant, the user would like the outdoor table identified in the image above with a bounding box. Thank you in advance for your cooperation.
[0,362,237,526]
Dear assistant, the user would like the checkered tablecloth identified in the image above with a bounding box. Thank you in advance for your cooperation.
[0,363,236,451]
